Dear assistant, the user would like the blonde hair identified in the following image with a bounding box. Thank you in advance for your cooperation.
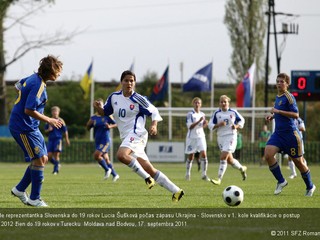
[93,98,104,111]
[192,97,202,105]
[220,95,231,102]
[51,106,60,112]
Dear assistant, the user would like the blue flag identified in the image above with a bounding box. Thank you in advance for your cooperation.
[149,66,169,102]
[183,63,212,92]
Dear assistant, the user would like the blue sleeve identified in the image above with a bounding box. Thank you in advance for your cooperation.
[107,116,116,125]
[61,125,67,132]
[25,80,40,110]
[212,111,218,124]
[103,95,114,116]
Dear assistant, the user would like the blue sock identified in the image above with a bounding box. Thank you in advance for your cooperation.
[30,166,44,200]
[269,162,285,183]
[50,158,59,173]
[16,166,31,191]
[301,170,313,190]
[107,163,117,176]
[49,158,56,165]
[53,159,60,173]
[98,159,109,172]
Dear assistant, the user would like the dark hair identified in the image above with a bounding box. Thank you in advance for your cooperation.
[120,70,136,82]
[38,55,63,80]
[277,73,290,85]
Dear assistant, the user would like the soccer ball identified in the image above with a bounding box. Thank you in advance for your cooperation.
[222,185,244,207]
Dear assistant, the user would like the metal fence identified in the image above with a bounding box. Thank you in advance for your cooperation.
[0,107,319,164]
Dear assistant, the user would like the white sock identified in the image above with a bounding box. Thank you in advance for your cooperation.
[154,171,180,193]
[186,159,192,176]
[231,159,243,170]
[288,161,297,176]
[200,157,208,177]
[218,160,227,180]
[128,158,150,179]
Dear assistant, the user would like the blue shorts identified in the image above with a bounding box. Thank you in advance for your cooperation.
[95,141,110,154]
[10,129,47,162]
[47,138,63,153]
[267,130,303,158]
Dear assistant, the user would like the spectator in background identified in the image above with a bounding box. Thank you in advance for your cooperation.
[259,124,271,166]
[44,106,70,174]
[234,131,243,161]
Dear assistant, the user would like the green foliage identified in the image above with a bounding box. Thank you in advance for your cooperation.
[45,81,90,138]
[5,79,320,141]
[224,0,267,82]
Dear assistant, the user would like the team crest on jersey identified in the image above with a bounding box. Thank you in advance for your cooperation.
[34,146,40,154]
[130,104,134,110]
[230,115,233,119]
[129,137,135,143]
[278,100,282,106]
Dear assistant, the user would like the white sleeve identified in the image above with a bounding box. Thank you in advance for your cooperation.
[151,106,163,122]
[208,113,216,131]
[235,110,245,129]
[186,112,193,129]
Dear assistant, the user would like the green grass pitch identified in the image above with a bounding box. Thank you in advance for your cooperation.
[1,163,319,240]
[0,162,319,208]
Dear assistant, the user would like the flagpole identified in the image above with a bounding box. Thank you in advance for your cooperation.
[251,62,257,143]
[210,60,214,141]
[89,61,94,141]
[168,62,172,141]
[210,60,214,109]
[180,62,184,92]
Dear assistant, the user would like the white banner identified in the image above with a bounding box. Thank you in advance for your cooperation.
[146,142,185,162]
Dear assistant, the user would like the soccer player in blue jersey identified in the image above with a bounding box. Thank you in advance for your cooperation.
[44,106,70,174]
[86,99,119,181]
[9,55,63,207]
[264,73,316,196]
[94,70,184,202]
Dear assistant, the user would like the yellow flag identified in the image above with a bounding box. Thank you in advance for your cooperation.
[80,62,93,99]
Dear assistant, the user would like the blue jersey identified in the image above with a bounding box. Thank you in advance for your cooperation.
[90,115,115,145]
[273,91,299,133]
[267,90,302,158]
[9,73,47,132]
[45,118,67,140]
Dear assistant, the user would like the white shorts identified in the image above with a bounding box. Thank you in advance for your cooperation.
[120,132,149,161]
[185,136,207,154]
[217,134,237,153]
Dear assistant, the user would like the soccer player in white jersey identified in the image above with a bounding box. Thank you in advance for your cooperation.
[185,97,209,181]
[208,95,247,185]
[288,117,307,179]
[94,70,184,202]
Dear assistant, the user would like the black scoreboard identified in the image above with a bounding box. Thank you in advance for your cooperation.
[290,71,320,101]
